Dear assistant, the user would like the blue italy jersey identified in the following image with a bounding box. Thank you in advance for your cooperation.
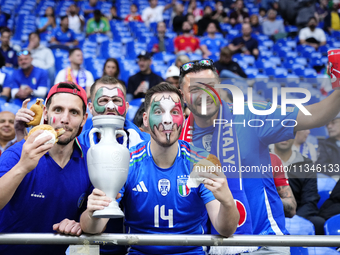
[51,27,76,43]
[200,37,225,54]
[0,139,92,255]
[7,66,48,90]
[192,101,299,236]
[121,140,215,255]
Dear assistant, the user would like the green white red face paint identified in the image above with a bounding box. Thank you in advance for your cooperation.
[149,95,184,141]
[94,87,126,116]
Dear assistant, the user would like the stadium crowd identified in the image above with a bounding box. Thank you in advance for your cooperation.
[1,0,340,255]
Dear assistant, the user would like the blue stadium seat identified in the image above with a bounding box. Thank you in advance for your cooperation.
[0,102,20,114]
[244,67,259,78]
[268,56,281,66]
[317,173,337,209]
[285,215,315,235]
[324,214,340,235]
[318,45,329,56]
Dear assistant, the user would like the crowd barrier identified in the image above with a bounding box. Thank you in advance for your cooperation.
[0,234,339,247]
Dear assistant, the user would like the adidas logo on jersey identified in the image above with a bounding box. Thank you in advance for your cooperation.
[132,181,148,192]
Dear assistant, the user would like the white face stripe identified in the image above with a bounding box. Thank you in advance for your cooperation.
[102,87,118,97]
[160,97,175,131]
[105,101,117,110]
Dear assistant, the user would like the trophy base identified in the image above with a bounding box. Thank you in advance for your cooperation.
[93,206,125,218]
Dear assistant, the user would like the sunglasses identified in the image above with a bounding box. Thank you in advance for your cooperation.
[17,50,30,56]
[180,59,215,76]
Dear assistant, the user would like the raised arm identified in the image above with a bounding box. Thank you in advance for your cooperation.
[202,171,239,237]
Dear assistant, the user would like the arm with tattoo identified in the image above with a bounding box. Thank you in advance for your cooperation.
[276,185,297,218]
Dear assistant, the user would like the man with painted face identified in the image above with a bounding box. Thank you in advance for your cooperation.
[80,82,239,255]
[179,59,340,254]
[77,75,150,255]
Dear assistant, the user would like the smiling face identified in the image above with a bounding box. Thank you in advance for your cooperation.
[144,92,184,147]
[90,83,128,118]
[182,69,220,119]
[44,93,87,146]
[0,111,15,142]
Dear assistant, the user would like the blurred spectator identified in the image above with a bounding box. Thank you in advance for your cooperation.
[37,6,56,34]
[67,4,85,34]
[270,153,297,218]
[174,21,200,54]
[107,6,123,21]
[299,17,326,50]
[0,111,16,156]
[86,10,110,36]
[200,22,225,59]
[165,65,180,88]
[174,54,190,68]
[133,103,148,133]
[147,22,174,53]
[262,9,286,39]
[271,0,282,16]
[229,0,250,26]
[274,139,325,235]
[319,179,340,221]
[212,1,229,24]
[6,50,48,106]
[141,0,176,27]
[296,0,316,29]
[102,58,126,86]
[54,48,94,98]
[293,129,317,162]
[0,28,17,68]
[187,0,203,22]
[0,7,10,29]
[126,51,163,101]
[83,0,100,20]
[228,23,259,58]
[173,3,186,34]
[124,4,143,22]
[27,32,55,89]
[324,1,340,33]
[316,112,340,176]
[250,14,262,34]
[197,6,222,36]
[259,7,267,23]
[315,0,329,22]
[186,13,199,35]
[50,16,78,49]
[214,46,247,79]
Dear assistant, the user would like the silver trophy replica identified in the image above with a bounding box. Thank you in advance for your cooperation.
[87,115,130,218]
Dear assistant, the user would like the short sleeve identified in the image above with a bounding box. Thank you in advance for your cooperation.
[198,184,215,205]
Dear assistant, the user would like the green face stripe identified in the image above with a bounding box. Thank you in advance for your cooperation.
[197,87,217,105]
[93,87,106,113]
[149,99,162,132]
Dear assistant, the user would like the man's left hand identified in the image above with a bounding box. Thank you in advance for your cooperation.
[53,219,82,236]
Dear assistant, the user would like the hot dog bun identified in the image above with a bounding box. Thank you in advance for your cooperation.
[27,99,44,126]
[26,124,65,144]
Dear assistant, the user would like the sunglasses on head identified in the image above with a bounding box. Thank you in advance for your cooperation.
[179,59,215,76]
[17,50,30,56]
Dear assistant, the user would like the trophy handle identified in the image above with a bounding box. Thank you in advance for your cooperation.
[89,127,101,147]
[116,130,128,147]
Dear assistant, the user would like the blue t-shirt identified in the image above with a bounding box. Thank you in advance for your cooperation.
[121,140,215,255]
[0,139,93,255]
[51,27,76,44]
[6,66,48,91]
[0,46,18,67]
[200,36,225,54]
[147,36,175,53]
[191,101,299,236]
